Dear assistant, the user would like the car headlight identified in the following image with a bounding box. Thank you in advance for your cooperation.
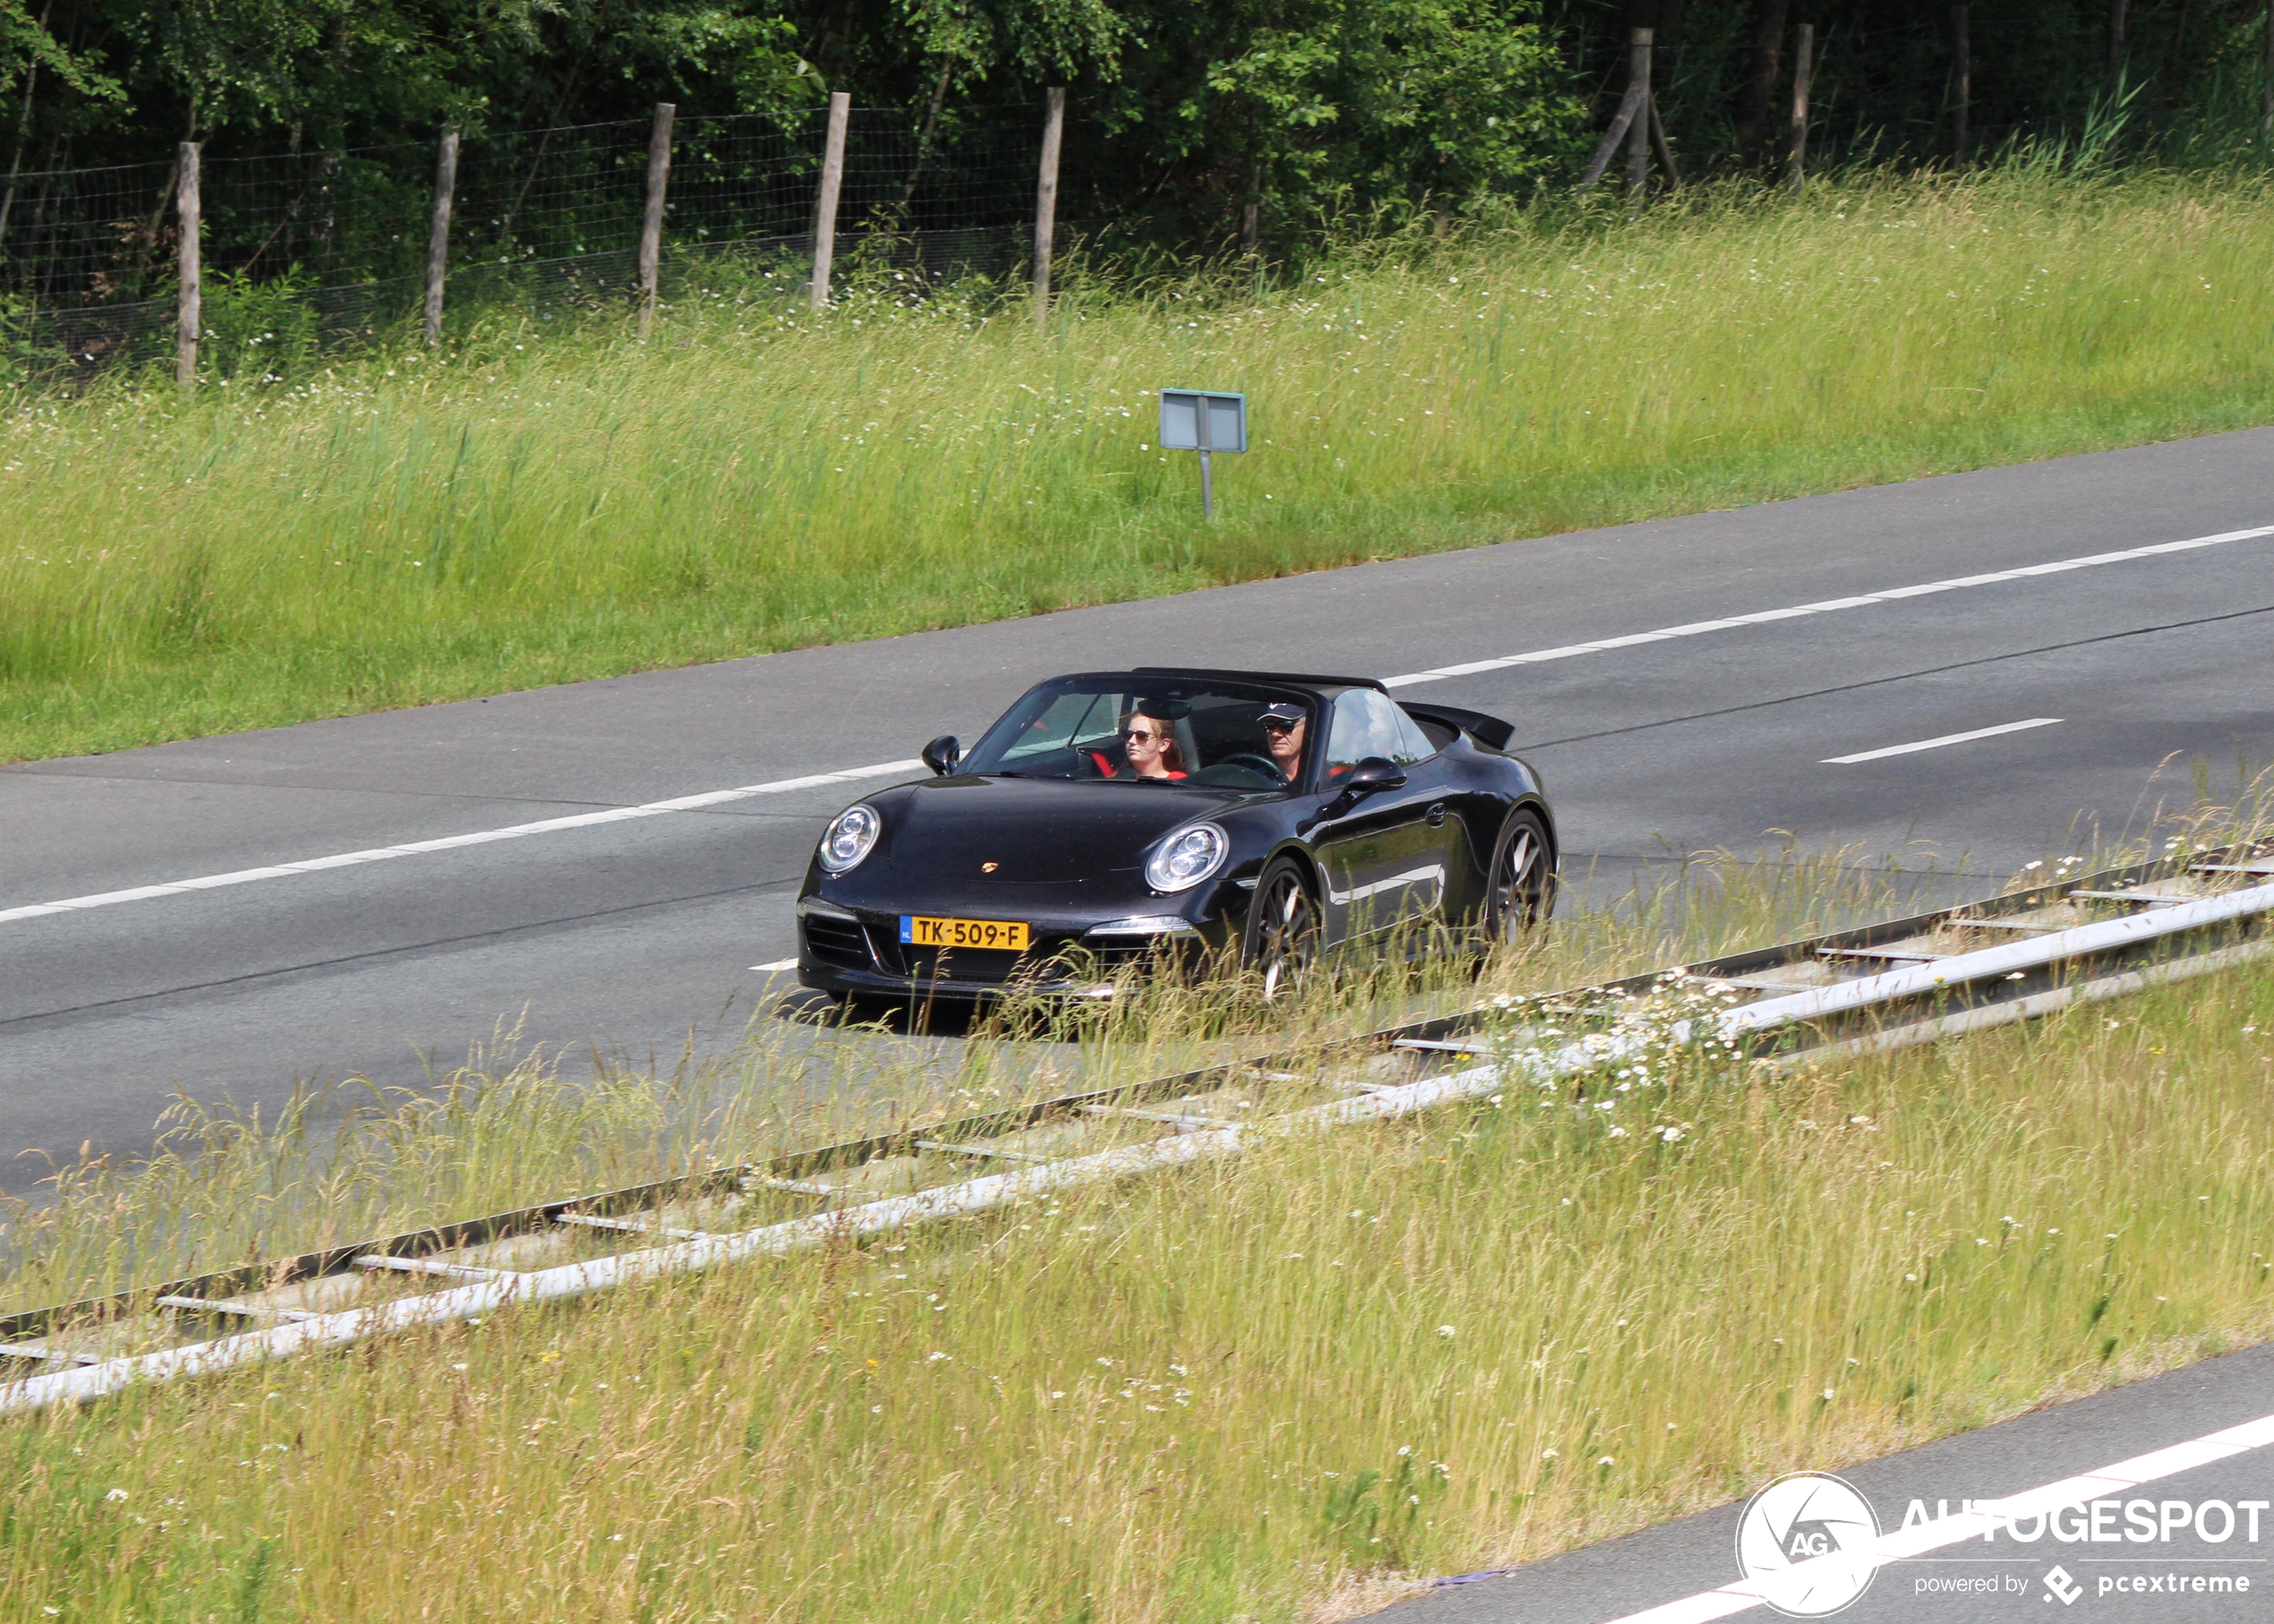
[816,804,882,875]
[1144,823,1229,893]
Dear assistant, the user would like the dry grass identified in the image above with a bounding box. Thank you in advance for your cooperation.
[3,832,2272,1621]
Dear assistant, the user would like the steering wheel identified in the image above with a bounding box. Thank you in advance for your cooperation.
[1210,752,1286,781]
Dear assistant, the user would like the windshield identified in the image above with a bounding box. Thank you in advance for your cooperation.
[961,677,1320,790]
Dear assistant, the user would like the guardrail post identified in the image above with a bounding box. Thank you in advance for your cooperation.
[637,101,675,339]
[174,141,200,387]
[423,127,459,346]
[810,91,850,311]
[1031,87,1064,324]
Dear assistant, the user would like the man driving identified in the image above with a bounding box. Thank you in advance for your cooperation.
[1260,701,1306,784]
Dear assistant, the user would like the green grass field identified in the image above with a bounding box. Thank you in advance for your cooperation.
[3,835,2272,1623]
[6,163,2274,764]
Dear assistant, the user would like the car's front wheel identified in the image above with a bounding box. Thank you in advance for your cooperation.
[1483,808,1556,943]
[1243,855,1321,1000]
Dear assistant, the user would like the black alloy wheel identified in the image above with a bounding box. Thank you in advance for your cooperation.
[1483,808,1556,943]
[1243,855,1321,1001]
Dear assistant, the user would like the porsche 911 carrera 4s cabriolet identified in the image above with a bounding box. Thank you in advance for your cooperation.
[795,667,1557,1003]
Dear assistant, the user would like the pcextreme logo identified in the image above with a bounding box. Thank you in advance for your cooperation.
[1734,1471,1881,1618]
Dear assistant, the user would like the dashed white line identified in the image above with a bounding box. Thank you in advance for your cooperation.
[5,519,2269,927]
[0,761,923,926]
[1598,1410,2274,1624]
[1821,717,2063,765]
[748,959,799,973]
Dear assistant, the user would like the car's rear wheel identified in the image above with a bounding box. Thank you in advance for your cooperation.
[1483,808,1555,943]
[1243,855,1321,1001]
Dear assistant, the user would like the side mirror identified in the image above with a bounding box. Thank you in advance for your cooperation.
[921,735,962,777]
[1313,756,1406,824]
[1344,756,1407,794]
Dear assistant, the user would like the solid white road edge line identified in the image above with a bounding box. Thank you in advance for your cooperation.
[1820,717,2062,764]
[1380,523,2274,688]
[6,519,2270,926]
[1594,1411,2274,1624]
[0,761,924,925]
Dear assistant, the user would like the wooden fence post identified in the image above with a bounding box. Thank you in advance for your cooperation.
[423,127,458,346]
[1577,30,1651,189]
[637,101,675,339]
[1625,29,1654,200]
[2263,0,2271,142]
[1951,6,1971,164]
[1032,86,1064,323]
[1787,22,1815,193]
[1647,94,1682,188]
[174,141,200,387]
[810,91,850,311]
[2108,0,2127,98]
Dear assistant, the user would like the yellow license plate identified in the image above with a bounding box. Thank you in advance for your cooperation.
[900,915,1031,952]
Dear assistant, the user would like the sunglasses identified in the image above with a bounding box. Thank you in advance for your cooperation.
[1261,718,1301,734]
[1123,728,1165,743]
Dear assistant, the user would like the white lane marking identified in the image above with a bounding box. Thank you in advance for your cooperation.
[1595,1410,2274,1624]
[1379,523,2274,688]
[10,520,2270,927]
[1820,717,2063,765]
[0,761,925,925]
[748,958,799,973]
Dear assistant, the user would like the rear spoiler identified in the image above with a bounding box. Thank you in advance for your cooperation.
[1398,700,1516,753]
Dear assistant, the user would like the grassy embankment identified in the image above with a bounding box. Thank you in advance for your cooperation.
[4,833,2272,1621]
[6,164,2274,764]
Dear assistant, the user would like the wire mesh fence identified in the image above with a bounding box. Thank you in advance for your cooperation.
[0,102,1043,384]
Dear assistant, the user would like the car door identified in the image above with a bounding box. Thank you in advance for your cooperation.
[1309,689,1460,943]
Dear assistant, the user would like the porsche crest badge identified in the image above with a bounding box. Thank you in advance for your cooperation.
[981,861,999,873]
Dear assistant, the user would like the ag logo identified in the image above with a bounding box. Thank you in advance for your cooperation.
[1734,1471,1880,1618]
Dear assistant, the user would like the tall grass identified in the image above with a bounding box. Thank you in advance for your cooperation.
[6,162,2274,762]
[3,862,2270,1621]
[0,835,1920,1319]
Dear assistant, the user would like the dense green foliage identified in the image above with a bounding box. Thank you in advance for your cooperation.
[3,1,2271,246]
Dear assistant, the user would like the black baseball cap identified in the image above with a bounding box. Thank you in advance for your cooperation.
[1259,702,1304,728]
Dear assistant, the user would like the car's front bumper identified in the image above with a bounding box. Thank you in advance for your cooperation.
[795,897,1235,1002]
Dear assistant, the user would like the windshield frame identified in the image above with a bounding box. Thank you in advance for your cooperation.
[962,673,1328,792]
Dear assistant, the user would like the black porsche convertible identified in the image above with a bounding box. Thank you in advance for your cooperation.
[794,667,1557,1002]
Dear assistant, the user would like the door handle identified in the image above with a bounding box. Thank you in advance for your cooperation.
[1425,802,1447,827]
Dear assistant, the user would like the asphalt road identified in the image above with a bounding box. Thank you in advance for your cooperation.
[1377,1341,2274,1623]
[4,426,2270,1185]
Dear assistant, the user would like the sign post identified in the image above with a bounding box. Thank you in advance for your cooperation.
[1158,389,1246,518]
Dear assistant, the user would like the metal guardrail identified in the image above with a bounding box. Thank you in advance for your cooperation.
[4,839,2270,1414]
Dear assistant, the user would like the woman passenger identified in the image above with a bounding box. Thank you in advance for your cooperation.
[1120,703,1189,780]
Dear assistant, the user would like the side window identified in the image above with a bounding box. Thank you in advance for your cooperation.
[1324,689,1413,777]
[1389,705,1439,765]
